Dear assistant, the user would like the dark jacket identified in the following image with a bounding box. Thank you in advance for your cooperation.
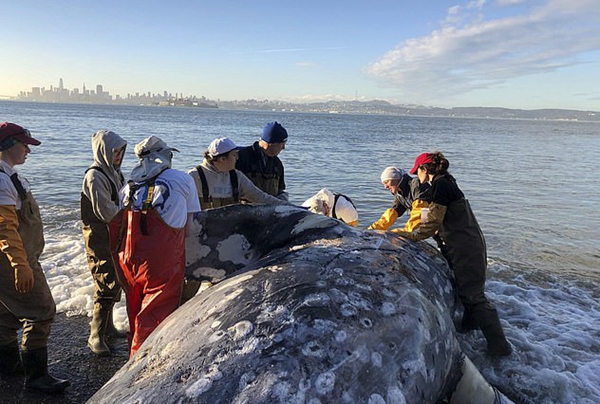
[391,175,429,217]
[236,141,285,198]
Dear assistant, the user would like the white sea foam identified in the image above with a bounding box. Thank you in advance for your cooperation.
[458,262,600,403]
[41,229,129,330]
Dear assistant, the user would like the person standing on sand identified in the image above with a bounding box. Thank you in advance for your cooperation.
[81,130,128,356]
[0,122,69,393]
[109,136,200,357]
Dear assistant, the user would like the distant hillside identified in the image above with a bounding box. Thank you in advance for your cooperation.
[5,98,598,121]
[218,99,600,122]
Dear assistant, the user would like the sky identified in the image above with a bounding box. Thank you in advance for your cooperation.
[2,0,600,110]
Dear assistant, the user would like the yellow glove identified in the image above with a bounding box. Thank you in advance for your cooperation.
[0,205,35,292]
[367,208,398,231]
[402,199,429,232]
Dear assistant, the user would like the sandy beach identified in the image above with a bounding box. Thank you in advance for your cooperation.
[0,313,128,404]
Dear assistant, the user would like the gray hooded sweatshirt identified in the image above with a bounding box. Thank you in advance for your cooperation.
[81,130,127,223]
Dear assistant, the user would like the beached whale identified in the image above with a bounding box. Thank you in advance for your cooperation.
[88,205,513,404]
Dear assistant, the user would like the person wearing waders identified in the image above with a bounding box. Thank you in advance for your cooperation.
[109,136,200,358]
[396,151,513,357]
[236,121,289,201]
[0,122,69,393]
[81,130,127,356]
[182,137,288,304]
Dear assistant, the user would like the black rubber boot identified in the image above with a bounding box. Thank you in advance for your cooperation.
[0,341,23,378]
[88,303,111,356]
[475,305,513,357]
[21,347,69,393]
[459,305,479,332]
[105,307,126,339]
[180,279,202,305]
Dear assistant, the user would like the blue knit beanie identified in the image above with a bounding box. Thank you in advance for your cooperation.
[261,122,288,144]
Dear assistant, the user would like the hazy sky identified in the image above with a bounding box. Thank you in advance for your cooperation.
[2,0,600,110]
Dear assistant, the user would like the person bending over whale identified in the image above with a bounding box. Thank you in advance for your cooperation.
[302,188,358,227]
[395,151,512,357]
[368,166,430,233]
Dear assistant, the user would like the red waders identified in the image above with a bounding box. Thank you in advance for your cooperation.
[109,200,185,357]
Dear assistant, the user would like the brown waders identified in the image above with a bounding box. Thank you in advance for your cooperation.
[82,222,126,356]
[442,198,512,357]
[0,185,69,392]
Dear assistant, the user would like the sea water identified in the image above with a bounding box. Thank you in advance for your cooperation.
[2,100,599,403]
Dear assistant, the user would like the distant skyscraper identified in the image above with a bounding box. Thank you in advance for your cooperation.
[59,78,64,91]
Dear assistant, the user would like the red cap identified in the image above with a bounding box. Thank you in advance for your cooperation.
[0,122,41,147]
[409,152,434,175]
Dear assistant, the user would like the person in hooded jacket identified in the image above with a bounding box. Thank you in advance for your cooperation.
[368,166,430,233]
[108,136,200,358]
[0,122,69,393]
[236,122,289,201]
[395,151,512,357]
[80,130,127,356]
[182,137,288,303]
[301,188,358,227]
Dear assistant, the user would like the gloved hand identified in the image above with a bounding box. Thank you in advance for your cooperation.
[15,265,35,293]
[390,228,411,238]
[367,208,398,230]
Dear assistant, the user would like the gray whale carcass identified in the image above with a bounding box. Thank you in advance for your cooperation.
[88,205,513,404]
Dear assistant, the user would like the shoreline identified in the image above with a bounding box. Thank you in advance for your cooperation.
[0,313,128,404]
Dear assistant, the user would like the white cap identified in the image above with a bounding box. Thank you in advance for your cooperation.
[134,136,179,158]
[380,166,406,183]
[207,137,242,158]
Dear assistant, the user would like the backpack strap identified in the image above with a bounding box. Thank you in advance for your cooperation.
[125,169,165,236]
[196,166,240,205]
[139,180,156,235]
[196,165,211,205]
[0,167,27,203]
[85,166,118,203]
[229,170,239,203]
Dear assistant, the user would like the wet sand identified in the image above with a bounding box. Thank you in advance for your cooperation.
[0,313,128,404]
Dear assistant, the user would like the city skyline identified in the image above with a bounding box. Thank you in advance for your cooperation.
[15,78,209,103]
[2,1,600,111]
